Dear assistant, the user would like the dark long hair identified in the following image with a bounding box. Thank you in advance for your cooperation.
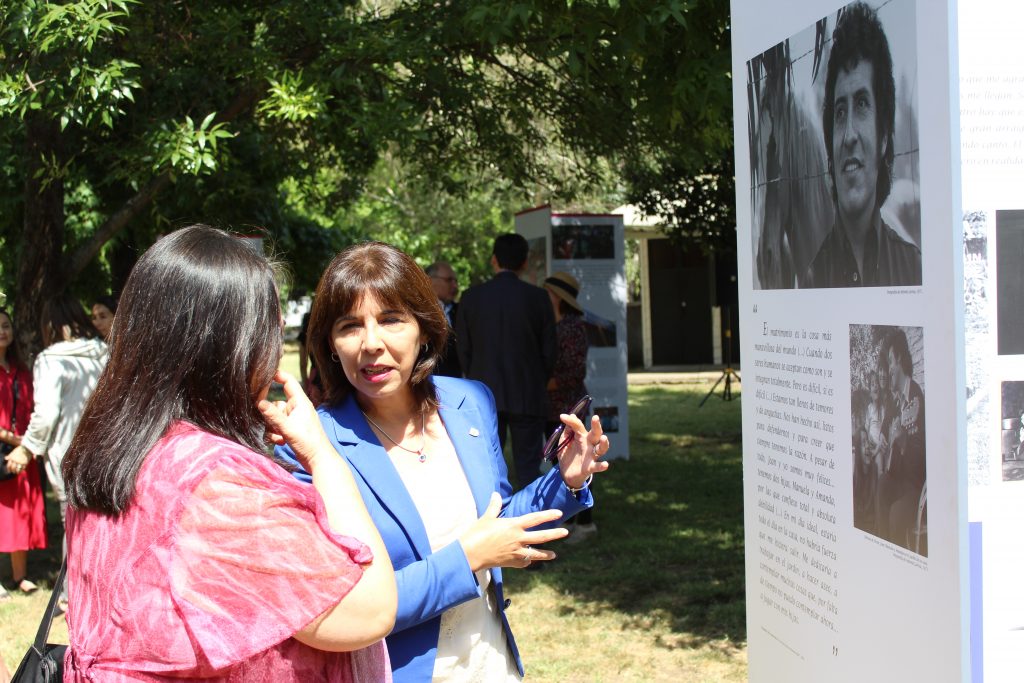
[0,308,26,371]
[40,293,100,347]
[63,226,283,514]
[309,241,447,413]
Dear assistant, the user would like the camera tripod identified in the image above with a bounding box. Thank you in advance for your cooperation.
[700,309,740,407]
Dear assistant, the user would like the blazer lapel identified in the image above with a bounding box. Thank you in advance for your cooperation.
[324,397,433,558]
[436,382,494,516]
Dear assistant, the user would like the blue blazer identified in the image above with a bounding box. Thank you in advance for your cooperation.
[276,376,593,683]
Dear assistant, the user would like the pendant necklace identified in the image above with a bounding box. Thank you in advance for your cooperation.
[362,411,428,463]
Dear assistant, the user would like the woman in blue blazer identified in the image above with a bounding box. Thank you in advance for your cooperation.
[278,242,610,682]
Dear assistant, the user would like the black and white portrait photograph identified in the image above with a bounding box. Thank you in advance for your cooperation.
[996,210,1024,355]
[999,382,1024,482]
[850,323,927,556]
[747,0,921,289]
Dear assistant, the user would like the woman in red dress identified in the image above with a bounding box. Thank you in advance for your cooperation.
[0,307,46,601]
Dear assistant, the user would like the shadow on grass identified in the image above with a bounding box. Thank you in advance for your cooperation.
[4,382,745,658]
[506,384,746,649]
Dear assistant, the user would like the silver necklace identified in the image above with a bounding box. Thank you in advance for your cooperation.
[362,411,427,463]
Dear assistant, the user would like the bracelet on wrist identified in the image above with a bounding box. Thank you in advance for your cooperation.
[565,474,593,495]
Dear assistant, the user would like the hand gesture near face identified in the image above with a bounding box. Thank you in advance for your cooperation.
[258,371,335,473]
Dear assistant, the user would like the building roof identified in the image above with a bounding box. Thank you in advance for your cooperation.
[613,204,668,239]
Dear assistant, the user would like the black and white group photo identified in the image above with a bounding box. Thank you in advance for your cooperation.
[850,323,927,556]
[999,382,1024,482]
[747,0,921,289]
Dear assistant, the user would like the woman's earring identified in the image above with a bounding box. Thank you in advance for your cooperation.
[331,352,340,362]
[421,343,429,355]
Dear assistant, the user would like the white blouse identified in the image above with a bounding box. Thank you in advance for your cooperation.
[385,418,521,682]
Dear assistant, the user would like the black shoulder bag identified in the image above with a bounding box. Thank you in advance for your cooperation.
[0,376,20,482]
[10,561,68,683]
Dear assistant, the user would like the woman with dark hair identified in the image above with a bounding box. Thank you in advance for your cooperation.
[90,294,117,341]
[0,308,46,601]
[278,241,610,682]
[5,293,107,601]
[542,272,595,543]
[61,225,396,681]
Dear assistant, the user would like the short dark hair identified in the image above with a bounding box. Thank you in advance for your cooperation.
[309,241,448,412]
[93,294,118,315]
[424,262,451,277]
[40,293,100,347]
[493,233,529,270]
[0,308,26,371]
[63,225,283,514]
[883,327,912,378]
[823,1,896,208]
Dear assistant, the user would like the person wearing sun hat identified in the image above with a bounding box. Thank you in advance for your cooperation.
[542,272,596,542]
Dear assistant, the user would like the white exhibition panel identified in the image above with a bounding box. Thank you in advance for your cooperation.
[731,1,968,681]
[515,207,631,460]
[959,3,1024,682]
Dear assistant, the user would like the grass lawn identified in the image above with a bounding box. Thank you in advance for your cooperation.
[505,382,746,682]
[0,368,746,681]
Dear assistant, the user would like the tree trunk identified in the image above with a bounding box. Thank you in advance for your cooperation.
[16,115,67,359]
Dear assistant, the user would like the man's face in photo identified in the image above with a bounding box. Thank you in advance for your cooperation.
[831,60,884,224]
[887,346,901,391]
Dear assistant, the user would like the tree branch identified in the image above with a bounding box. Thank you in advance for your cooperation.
[66,170,172,278]
[66,85,267,279]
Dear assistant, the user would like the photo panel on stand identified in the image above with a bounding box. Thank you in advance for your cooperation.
[551,224,615,260]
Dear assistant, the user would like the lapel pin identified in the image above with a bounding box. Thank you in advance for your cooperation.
[469,427,480,437]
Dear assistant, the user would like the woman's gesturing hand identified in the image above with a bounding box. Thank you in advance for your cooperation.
[556,413,611,489]
[459,493,569,571]
[258,371,334,473]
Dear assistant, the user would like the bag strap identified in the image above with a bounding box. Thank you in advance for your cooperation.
[7,375,17,432]
[33,560,67,650]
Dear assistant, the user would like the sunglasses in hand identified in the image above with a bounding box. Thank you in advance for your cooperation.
[542,395,593,463]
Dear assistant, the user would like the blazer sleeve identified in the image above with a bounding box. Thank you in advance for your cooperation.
[466,378,594,525]
[390,540,481,632]
[276,383,593,635]
[503,464,593,524]
[275,436,484,632]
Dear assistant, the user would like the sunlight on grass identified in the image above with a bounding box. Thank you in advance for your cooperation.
[504,381,746,682]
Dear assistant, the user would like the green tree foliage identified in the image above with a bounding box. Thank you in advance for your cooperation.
[0,0,732,352]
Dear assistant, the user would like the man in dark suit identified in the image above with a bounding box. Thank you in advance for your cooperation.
[426,260,462,377]
[457,233,556,488]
